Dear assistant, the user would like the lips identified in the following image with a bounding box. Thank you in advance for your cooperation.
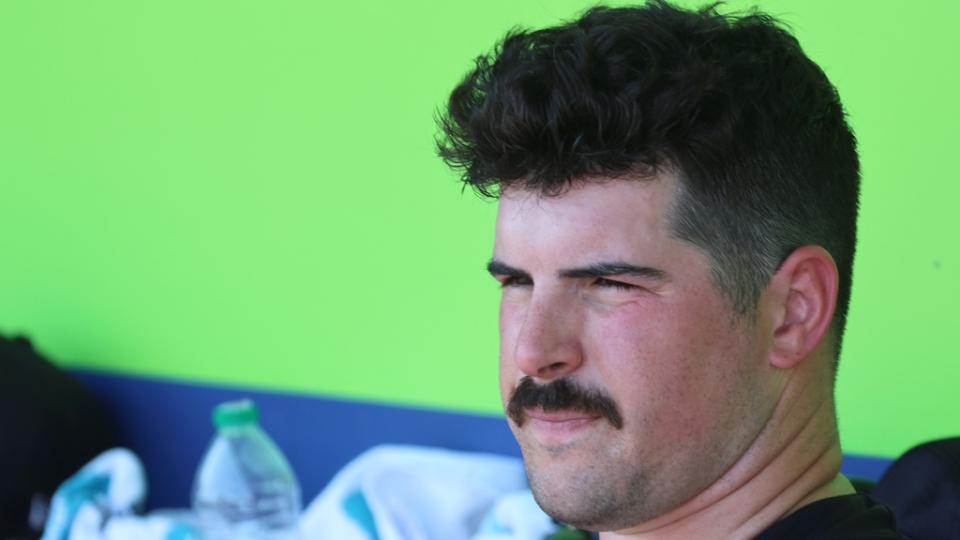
[522,407,602,445]
[525,408,601,423]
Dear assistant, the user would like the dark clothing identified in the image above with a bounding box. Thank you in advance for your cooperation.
[0,335,116,539]
[550,494,906,540]
[872,438,960,540]
[755,494,907,539]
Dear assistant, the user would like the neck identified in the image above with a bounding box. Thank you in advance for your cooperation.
[602,366,853,540]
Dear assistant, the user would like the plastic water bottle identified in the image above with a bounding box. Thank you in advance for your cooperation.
[192,399,302,540]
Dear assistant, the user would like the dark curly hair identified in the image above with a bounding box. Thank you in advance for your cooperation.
[435,0,860,357]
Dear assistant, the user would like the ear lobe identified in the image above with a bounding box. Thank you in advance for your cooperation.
[768,246,839,369]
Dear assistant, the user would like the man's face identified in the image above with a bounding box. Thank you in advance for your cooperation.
[492,175,778,531]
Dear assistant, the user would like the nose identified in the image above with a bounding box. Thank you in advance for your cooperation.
[508,293,584,381]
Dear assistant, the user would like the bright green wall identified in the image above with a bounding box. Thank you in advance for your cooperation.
[1,1,957,458]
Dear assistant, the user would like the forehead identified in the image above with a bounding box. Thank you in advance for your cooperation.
[494,175,680,258]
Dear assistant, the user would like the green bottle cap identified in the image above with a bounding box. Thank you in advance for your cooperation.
[212,399,259,428]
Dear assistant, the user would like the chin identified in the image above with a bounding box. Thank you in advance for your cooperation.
[523,450,649,532]
[528,477,626,531]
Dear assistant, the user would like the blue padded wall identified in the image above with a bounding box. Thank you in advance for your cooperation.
[73,370,892,509]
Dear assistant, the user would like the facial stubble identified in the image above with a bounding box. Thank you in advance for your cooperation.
[506,377,664,530]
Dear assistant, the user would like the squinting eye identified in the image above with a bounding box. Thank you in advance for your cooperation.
[594,278,636,290]
[499,276,532,288]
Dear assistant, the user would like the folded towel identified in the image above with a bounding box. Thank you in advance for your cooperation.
[41,448,201,540]
[299,444,557,540]
[43,445,557,540]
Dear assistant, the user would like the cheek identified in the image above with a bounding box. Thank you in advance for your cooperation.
[584,304,682,397]
[497,292,533,353]
[498,299,518,357]
[586,298,740,425]
[498,299,523,404]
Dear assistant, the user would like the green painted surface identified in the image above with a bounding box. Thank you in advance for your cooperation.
[0,1,957,458]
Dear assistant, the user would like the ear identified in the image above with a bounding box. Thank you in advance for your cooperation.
[766,245,839,369]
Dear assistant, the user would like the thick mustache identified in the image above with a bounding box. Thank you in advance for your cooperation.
[507,376,623,429]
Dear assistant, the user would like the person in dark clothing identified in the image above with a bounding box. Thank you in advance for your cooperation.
[871,437,960,539]
[435,1,906,538]
[0,336,116,539]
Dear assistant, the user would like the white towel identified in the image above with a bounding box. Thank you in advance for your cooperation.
[41,448,201,540]
[298,444,557,540]
[42,445,557,540]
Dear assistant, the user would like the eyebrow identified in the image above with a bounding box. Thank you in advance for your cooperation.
[486,259,668,281]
